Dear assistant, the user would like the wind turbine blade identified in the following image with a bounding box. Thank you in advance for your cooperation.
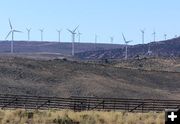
[5,31,12,39]
[122,33,126,41]
[14,30,22,33]
[67,29,73,34]
[9,19,12,29]
[73,25,79,32]
[127,40,133,43]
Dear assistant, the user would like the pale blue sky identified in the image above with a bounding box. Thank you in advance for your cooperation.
[0,0,180,44]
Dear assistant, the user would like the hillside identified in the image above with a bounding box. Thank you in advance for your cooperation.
[0,56,179,100]
[75,37,180,59]
[0,37,180,60]
[0,41,123,54]
[112,57,180,72]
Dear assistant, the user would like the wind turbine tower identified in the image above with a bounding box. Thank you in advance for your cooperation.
[94,34,98,50]
[164,34,167,40]
[67,25,79,56]
[95,34,98,44]
[110,37,114,44]
[39,29,44,41]
[5,19,22,53]
[57,29,62,42]
[122,33,132,60]
[26,28,31,41]
[152,31,156,42]
[140,29,145,44]
[77,30,82,43]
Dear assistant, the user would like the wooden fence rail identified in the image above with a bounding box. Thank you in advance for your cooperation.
[0,94,179,112]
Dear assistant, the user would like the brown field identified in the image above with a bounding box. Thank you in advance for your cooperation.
[0,56,179,99]
[0,109,164,124]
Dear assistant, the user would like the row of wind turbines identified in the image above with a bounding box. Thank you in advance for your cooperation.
[4,19,176,59]
[5,19,82,56]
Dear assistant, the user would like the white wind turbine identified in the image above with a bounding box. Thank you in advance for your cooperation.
[77,30,82,43]
[164,34,167,40]
[152,31,156,42]
[94,34,98,50]
[67,25,79,56]
[122,33,132,60]
[110,36,114,44]
[26,28,31,41]
[140,29,145,44]
[5,19,22,53]
[39,28,44,41]
[57,29,62,42]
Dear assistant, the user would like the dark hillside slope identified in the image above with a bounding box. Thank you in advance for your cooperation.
[0,41,123,54]
[0,57,179,100]
[76,37,180,59]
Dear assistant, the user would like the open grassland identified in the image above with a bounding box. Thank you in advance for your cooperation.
[0,57,179,99]
[0,109,164,124]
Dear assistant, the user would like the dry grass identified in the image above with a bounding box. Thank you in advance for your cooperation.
[0,57,179,99]
[0,109,164,124]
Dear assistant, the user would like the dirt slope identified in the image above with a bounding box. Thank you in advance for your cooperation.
[0,56,179,100]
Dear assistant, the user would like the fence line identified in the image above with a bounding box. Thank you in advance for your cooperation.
[0,94,179,112]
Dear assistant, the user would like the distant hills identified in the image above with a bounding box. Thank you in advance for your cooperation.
[75,37,180,60]
[0,37,179,60]
[0,40,123,54]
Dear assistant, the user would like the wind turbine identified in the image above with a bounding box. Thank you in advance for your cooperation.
[95,34,98,43]
[110,36,114,59]
[67,25,79,56]
[5,19,22,53]
[94,34,98,50]
[140,29,145,44]
[26,28,31,41]
[122,33,132,60]
[110,37,114,44]
[164,34,167,40]
[77,30,82,43]
[152,31,156,42]
[39,29,44,41]
[57,29,62,42]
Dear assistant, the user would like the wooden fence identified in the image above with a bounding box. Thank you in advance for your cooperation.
[0,94,179,112]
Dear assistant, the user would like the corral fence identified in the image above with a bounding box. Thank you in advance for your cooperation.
[0,94,179,112]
